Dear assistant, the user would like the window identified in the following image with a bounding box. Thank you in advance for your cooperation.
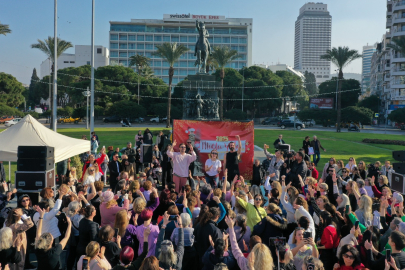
[145,44,153,50]
[188,36,196,42]
[163,36,170,42]
[163,61,169,67]
[145,52,152,57]
[137,44,144,49]
[110,34,118,40]
[188,61,194,67]
[87,61,91,65]
[173,70,178,75]
[119,60,128,66]
[179,69,187,75]
[128,52,136,57]
[154,61,162,67]
[231,37,238,43]
[231,45,238,50]
[172,36,179,42]
[214,37,221,43]
[119,43,127,49]
[172,77,179,84]
[154,35,162,41]
[110,51,118,57]
[208,37,213,43]
[137,35,144,41]
[70,61,75,63]
[119,35,127,41]
[110,43,118,49]
[64,61,69,63]
[128,43,136,49]
[119,52,127,57]
[180,61,187,67]
[239,46,246,52]
[145,35,153,41]
[239,38,247,44]
[154,69,162,75]
[239,54,246,60]
[128,35,136,41]
[180,36,188,42]
[189,70,196,75]
[97,48,102,54]
[222,37,230,43]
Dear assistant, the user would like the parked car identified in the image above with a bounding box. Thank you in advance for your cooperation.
[301,119,316,127]
[103,115,122,123]
[0,116,14,124]
[132,117,145,123]
[4,118,22,127]
[277,120,305,130]
[261,117,280,125]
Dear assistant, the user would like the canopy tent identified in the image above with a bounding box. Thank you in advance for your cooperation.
[0,114,90,163]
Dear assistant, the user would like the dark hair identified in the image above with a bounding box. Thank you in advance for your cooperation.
[200,207,220,225]
[38,201,49,210]
[361,230,379,250]
[270,189,279,198]
[298,216,310,229]
[296,151,304,159]
[99,225,114,242]
[214,238,225,257]
[390,231,405,250]
[84,205,96,218]
[195,204,209,225]
[62,195,74,208]
[249,235,262,250]
[269,197,280,205]
[254,193,264,207]
[338,244,362,267]
[76,184,86,194]
[236,215,247,235]
[159,189,171,204]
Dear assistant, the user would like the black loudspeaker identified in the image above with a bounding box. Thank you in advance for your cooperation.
[15,169,55,191]
[393,151,405,162]
[16,191,41,206]
[393,163,405,174]
[18,146,54,159]
[278,144,291,152]
[140,144,153,163]
[391,172,405,194]
[17,158,54,171]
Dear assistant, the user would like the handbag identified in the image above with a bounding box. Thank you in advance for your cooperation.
[308,147,314,155]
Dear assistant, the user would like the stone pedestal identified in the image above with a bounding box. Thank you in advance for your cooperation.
[183,74,222,120]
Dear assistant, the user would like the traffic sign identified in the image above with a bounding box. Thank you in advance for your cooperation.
[375,113,379,118]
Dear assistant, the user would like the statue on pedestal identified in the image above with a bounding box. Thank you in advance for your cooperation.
[194,20,212,73]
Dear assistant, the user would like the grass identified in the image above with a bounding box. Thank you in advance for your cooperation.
[3,127,405,183]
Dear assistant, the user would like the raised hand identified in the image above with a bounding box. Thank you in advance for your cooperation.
[172,140,177,147]
[208,235,215,247]
[163,211,170,226]
[225,216,234,229]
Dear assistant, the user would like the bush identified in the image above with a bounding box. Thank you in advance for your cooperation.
[0,104,24,117]
[362,138,405,146]
[224,109,247,121]
[388,107,405,124]
[341,106,373,125]
[298,109,336,127]
[69,155,83,175]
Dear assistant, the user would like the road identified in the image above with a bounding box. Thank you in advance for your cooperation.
[1,119,404,135]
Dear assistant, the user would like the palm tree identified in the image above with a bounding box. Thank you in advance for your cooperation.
[0,23,11,35]
[31,36,73,128]
[320,46,361,132]
[211,46,240,120]
[153,42,189,128]
[205,55,217,74]
[129,54,151,73]
[141,66,155,79]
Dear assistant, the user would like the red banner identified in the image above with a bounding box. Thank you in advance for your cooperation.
[173,120,254,179]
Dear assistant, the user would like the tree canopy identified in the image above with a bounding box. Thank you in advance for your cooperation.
[388,107,405,124]
[318,77,361,108]
[304,71,317,95]
[0,72,25,108]
[357,95,380,113]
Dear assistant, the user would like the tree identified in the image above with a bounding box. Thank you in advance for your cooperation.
[0,104,24,117]
[0,72,25,108]
[224,109,247,121]
[153,42,189,127]
[357,95,380,113]
[388,107,405,124]
[304,71,317,95]
[28,68,39,103]
[128,54,151,71]
[0,23,11,36]
[320,47,362,132]
[341,106,373,125]
[107,100,146,119]
[211,46,240,120]
[31,36,73,128]
[276,70,304,113]
[318,78,361,108]
[141,66,155,79]
[298,109,336,127]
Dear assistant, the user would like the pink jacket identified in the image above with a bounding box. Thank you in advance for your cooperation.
[229,227,249,270]
[100,199,129,227]
[167,150,196,177]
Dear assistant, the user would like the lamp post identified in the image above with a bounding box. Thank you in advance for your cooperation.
[242,66,245,112]
[90,0,95,133]
[82,88,90,129]
[53,0,58,131]
[137,64,140,105]
[335,69,339,111]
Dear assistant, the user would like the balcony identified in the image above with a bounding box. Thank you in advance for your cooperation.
[387,18,393,27]
[392,53,405,62]
[393,17,405,24]
[391,66,405,75]
[386,30,392,38]
[391,77,405,88]
[385,74,391,82]
[393,0,405,11]
[392,29,405,37]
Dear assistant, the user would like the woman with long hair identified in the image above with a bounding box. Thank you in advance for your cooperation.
[139,256,160,270]
[66,160,78,185]
[346,157,357,175]
[303,136,311,155]
[357,161,367,180]
[76,205,99,262]
[290,227,318,270]
[345,181,359,211]
[81,149,106,181]
[114,209,137,248]
[372,175,390,193]
[100,191,129,227]
[5,208,34,270]
[321,157,337,181]
[336,160,345,176]
[318,211,340,270]
[98,225,121,267]
[0,227,23,268]
[40,187,56,209]
[152,189,174,221]
[333,244,364,270]
[135,130,143,147]
[281,180,299,224]
[225,214,251,252]
[82,166,97,186]
[76,241,111,270]
[226,216,274,270]
[205,150,222,187]
[354,195,372,227]
[16,194,36,269]
[336,193,350,215]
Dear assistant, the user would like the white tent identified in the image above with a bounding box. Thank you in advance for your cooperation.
[0,114,90,163]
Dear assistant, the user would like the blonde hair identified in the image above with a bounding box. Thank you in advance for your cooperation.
[292,228,305,244]
[0,227,13,251]
[69,167,77,178]
[349,157,357,166]
[347,180,359,195]
[86,241,100,258]
[114,210,129,237]
[303,256,325,270]
[35,232,53,250]
[267,203,282,215]
[319,183,328,191]
[379,175,389,186]
[143,181,152,191]
[213,188,222,197]
[337,193,350,209]
[358,195,372,222]
[133,197,147,214]
[129,180,140,194]
[248,243,274,270]
[106,199,118,209]
[306,177,317,188]
[383,186,392,197]
[271,181,282,199]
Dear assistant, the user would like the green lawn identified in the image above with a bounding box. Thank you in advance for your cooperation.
[3,127,405,183]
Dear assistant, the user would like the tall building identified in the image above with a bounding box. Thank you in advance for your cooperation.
[109,14,252,84]
[294,2,332,85]
[361,44,376,92]
[40,45,109,78]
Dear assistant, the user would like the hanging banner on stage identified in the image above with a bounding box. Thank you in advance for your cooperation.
[173,120,254,180]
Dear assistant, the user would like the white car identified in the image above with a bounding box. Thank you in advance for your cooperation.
[4,118,22,127]
[150,116,160,123]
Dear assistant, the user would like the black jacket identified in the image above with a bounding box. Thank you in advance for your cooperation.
[273,138,286,149]
[252,213,287,247]
[121,148,136,163]
[108,160,123,177]
[324,175,337,205]
[302,140,311,154]
[76,218,99,257]
[0,247,21,267]
[194,220,222,263]
[100,241,121,267]
[252,164,266,185]
[288,160,308,190]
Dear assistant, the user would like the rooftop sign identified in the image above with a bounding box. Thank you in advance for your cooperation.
[163,14,225,20]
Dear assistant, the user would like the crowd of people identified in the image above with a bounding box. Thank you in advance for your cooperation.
[0,130,402,270]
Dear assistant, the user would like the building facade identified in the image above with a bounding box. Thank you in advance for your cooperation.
[109,14,252,84]
[294,2,332,85]
[40,45,109,78]
[361,45,376,92]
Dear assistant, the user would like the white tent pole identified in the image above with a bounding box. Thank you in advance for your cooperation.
[8,161,10,182]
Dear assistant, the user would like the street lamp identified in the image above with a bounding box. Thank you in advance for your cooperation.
[137,64,140,105]
[335,69,339,110]
[242,66,245,112]
[82,88,91,129]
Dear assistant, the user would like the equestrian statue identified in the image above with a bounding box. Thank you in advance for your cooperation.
[194,20,212,73]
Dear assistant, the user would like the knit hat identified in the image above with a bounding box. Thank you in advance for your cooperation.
[101,191,114,202]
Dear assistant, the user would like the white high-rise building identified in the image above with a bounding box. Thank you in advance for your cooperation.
[39,45,109,78]
[361,44,376,92]
[294,2,332,85]
[109,14,252,84]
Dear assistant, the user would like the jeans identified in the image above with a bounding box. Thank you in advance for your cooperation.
[205,175,219,187]
[313,151,321,166]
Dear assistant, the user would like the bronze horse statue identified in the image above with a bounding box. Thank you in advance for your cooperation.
[194,20,212,73]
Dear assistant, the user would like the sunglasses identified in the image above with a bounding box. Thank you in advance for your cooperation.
[211,152,218,155]
[21,199,30,203]
[180,146,186,148]
[254,197,262,201]
[90,169,95,172]
[187,142,192,144]
[342,253,355,260]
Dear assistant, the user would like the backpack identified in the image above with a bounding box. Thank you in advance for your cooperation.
[57,212,69,238]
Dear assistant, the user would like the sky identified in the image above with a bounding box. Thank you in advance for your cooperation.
[0,0,386,85]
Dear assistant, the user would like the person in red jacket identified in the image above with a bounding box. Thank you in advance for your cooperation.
[309,162,319,180]
[334,244,365,270]
[318,211,340,270]
[81,148,106,181]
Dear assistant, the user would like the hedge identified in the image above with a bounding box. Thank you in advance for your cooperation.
[362,138,405,146]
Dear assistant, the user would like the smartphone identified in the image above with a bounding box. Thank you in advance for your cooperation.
[355,220,360,230]
[303,232,311,239]
[82,258,89,269]
[386,249,392,262]
[169,215,177,221]
[346,205,350,214]
[222,176,226,181]
[114,228,118,238]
